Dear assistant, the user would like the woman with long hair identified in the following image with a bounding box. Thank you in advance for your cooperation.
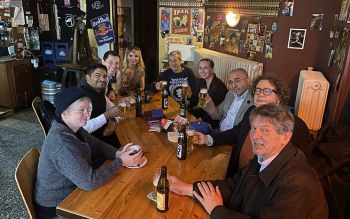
[119,47,145,95]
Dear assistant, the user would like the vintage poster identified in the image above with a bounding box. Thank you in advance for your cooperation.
[205,14,225,44]
[246,33,264,52]
[191,8,204,32]
[161,8,170,36]
[91,14,115,46]
[224,29,240,54]
[172,8,190,35]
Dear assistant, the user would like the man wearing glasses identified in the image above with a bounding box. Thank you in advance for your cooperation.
[80,63,121,148]
[194,75,311,177]
[202,68,252,132]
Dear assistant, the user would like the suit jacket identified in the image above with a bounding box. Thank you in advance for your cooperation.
[193,143,328,219]
[204,91,253,127]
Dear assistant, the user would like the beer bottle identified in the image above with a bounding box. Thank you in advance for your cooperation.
[157,165,169,213]
[179,98,186,118]
[136,87,142,117]
[162,83,168,109]
[177,124,187,160]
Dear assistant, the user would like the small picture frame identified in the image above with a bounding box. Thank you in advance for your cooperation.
[288,28,307,49]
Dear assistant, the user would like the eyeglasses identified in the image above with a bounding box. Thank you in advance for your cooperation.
[68,107,93,115]
[253,88,278,96]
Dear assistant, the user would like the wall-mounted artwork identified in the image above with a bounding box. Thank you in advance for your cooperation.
[288,28,306,49]
[224,29,240,54]
[281,0,294,16]
[172,8,190,35]
[310,14,324,30]
[161,8,170,38]
[191,8,204,32]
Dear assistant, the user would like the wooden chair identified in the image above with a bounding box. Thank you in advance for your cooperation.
[32,96,48,137]
[15,148,40,219]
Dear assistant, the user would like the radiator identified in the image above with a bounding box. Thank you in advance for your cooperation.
[193,48,263,83]
[295,70,330,131]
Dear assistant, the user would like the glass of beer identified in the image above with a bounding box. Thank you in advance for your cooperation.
[181,82,189,99]
[152,168,161,200]
[187,128,194,153]
[198,88,208,108]
[118,102,127,119]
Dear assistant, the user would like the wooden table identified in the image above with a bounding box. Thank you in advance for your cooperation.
[57,94,232,219]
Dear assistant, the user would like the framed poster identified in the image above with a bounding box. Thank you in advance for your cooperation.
[288,28,306,49]
[172,8,190,35]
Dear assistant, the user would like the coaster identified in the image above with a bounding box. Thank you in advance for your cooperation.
[147,192,156,202]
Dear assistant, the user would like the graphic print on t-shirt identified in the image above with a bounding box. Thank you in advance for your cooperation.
[169,77,188,102]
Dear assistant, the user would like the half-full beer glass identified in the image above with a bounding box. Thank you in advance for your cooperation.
[198,88,208,107]
[181,82,189,99]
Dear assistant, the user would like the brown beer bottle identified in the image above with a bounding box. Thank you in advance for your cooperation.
[162,84,168,109]
[177,124,187,160]
[156,166,169,212]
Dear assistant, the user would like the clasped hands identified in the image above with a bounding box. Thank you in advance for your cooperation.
[168,176,223,215]
[115,143,143,167]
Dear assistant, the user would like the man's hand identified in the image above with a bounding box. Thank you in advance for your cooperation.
[193,181,223,215]
[104,106,119,120]
[168,175,193,196]
[193,131,208,145]
[107,90,116,101]
[155,81,162,90]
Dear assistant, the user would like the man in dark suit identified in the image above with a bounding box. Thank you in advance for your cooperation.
[169,105,328,219]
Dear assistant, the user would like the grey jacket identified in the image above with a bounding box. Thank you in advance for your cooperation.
[204,91,253,127]
[34,121,122,207]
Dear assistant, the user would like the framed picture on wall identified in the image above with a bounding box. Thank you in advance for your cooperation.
[288,28,306,49]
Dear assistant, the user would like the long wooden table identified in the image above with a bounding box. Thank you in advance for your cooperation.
[57,93,232,219]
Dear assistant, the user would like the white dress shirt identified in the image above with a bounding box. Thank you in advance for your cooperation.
[83,96,115,133]
[220,91,248,132]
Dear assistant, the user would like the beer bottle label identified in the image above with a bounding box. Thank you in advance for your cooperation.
[157,192,165,210]
[163,98,168,108]
[177,144,182,158]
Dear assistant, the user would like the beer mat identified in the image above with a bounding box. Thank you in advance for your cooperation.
[167,132,178,142]
[125,156,147,169]
[147,192,157,202]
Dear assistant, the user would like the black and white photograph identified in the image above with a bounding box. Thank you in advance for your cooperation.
[288,28,306,49]
[310,14,324,30]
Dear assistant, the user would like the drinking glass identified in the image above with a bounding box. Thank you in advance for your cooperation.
[198,88,208,107]
[152,168,161,200]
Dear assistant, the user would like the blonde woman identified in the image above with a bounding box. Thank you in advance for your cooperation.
[119,47,145,95]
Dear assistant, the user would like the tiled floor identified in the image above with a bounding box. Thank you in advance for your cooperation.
[0,108,45,219]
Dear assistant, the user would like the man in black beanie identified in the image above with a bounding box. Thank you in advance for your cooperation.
[79,63,121,147]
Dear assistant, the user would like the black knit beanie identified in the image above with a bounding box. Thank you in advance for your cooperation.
[54,88,87,117]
